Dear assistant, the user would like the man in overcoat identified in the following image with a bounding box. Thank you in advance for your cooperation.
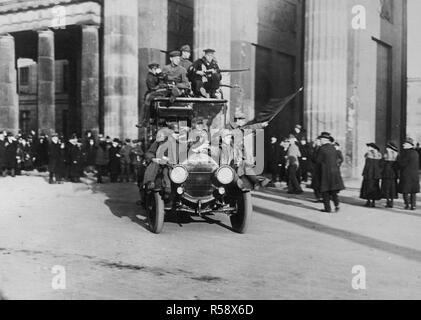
[316,133,345,213]
[397,138,420,210]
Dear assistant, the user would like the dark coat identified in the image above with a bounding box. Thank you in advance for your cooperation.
[268,142,280,174]
[48,142,61,172]
[68,143,82,177]
[95,143,109,166]
[0,139,5,167]
[315,144,345,193]
[4,139,18,168]
[360,154,382,200]
[397,149,420,194]
[108,145,121,174]
[381,160,399,199]
[83,143,97,166]
[311,146,321,191]
[34,138,49,167]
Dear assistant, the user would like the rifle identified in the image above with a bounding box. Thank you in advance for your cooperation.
[220,68,250,73]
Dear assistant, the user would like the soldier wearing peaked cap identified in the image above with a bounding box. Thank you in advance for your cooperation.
[189,48,222,98]
[180,44,192,71]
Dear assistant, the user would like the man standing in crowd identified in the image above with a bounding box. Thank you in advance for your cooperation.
[398,138,420,210]
[316,133,345,213]
[4,133,17,177]
[298,137,312,183]
[48,134,61,184]
[0,131,5,176]
[268,136,281,184]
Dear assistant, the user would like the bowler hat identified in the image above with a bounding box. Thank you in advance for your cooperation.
[180,45,191,52]
[169,50,181,57]
[386,142,398,152]
[366,143,380,151]
[318,133,331,141]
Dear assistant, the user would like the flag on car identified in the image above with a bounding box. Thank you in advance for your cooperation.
[246,87,303,126]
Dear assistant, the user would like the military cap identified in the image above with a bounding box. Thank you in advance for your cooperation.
[6,132,13,137]
[386,142,398,152]
[204,48,215,54]
[51,133,59,137]
[148,63,160,69]
[169,50,181,57]
[113,138,120,143]
[180,45,191,52]
[125,138,131,143]
[195,117,205,124]
[295,124,302,130]
[366,143,380,151]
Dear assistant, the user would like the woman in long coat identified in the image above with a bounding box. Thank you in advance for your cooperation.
[360,143,383,207]
[397,138,420,210]
[381,142,399,208]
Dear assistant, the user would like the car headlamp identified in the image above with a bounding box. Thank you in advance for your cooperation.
[170,165,189,184]
[216,166,235,185]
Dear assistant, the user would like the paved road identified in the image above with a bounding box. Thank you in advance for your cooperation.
[0,176,420,300]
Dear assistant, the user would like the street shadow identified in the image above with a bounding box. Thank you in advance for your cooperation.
[91,183,151,232]
[259,188,421,218]
[92,183,228,232]
[253,205,421,263]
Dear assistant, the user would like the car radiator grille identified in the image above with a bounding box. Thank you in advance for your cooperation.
[184,171,214,198]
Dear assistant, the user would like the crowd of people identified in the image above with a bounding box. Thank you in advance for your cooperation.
[0,130,145,185]
[267,125,420,212]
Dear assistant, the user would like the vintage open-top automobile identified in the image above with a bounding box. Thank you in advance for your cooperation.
[143,97,252,234]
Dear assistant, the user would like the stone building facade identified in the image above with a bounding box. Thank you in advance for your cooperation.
[0,0,408,177]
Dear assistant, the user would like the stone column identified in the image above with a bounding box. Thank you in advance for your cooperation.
[0,34,18,134]
[81,24,100,136]
[138,0,167,123]
[304,0,348,146]
[104,0,138,139]
[37,29,55,136]
[230,0,258,121]
[194,0,231,117]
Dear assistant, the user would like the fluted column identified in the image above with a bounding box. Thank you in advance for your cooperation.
[37,29,55,136]
[230,0,258,122]
[81,24,100,135]
[0,34,18,134]
[304,0,348,145]
[104,0,138,139]
[194,0,231,117]
[138,0,167,123]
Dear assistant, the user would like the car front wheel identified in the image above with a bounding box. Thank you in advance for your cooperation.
[230,191,252,234]
[147,191,165,234]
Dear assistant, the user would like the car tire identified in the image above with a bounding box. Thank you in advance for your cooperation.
[230,191,252,234]
[147,191,165,234]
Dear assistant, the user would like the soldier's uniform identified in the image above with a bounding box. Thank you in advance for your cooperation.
[161,51,190,90]
[189,49,222,98]
[179,44,192,71]
[230,112,270,189]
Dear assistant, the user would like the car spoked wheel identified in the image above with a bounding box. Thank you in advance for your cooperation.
[147,191,165,234]
[230,191,252,234]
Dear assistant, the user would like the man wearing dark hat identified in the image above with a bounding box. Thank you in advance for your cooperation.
[3,133,18,177]
[397,138,420,210]
[189,48,222,98]
[180,45,192,71]
[316,133,345,213]
[67,134,82,183]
